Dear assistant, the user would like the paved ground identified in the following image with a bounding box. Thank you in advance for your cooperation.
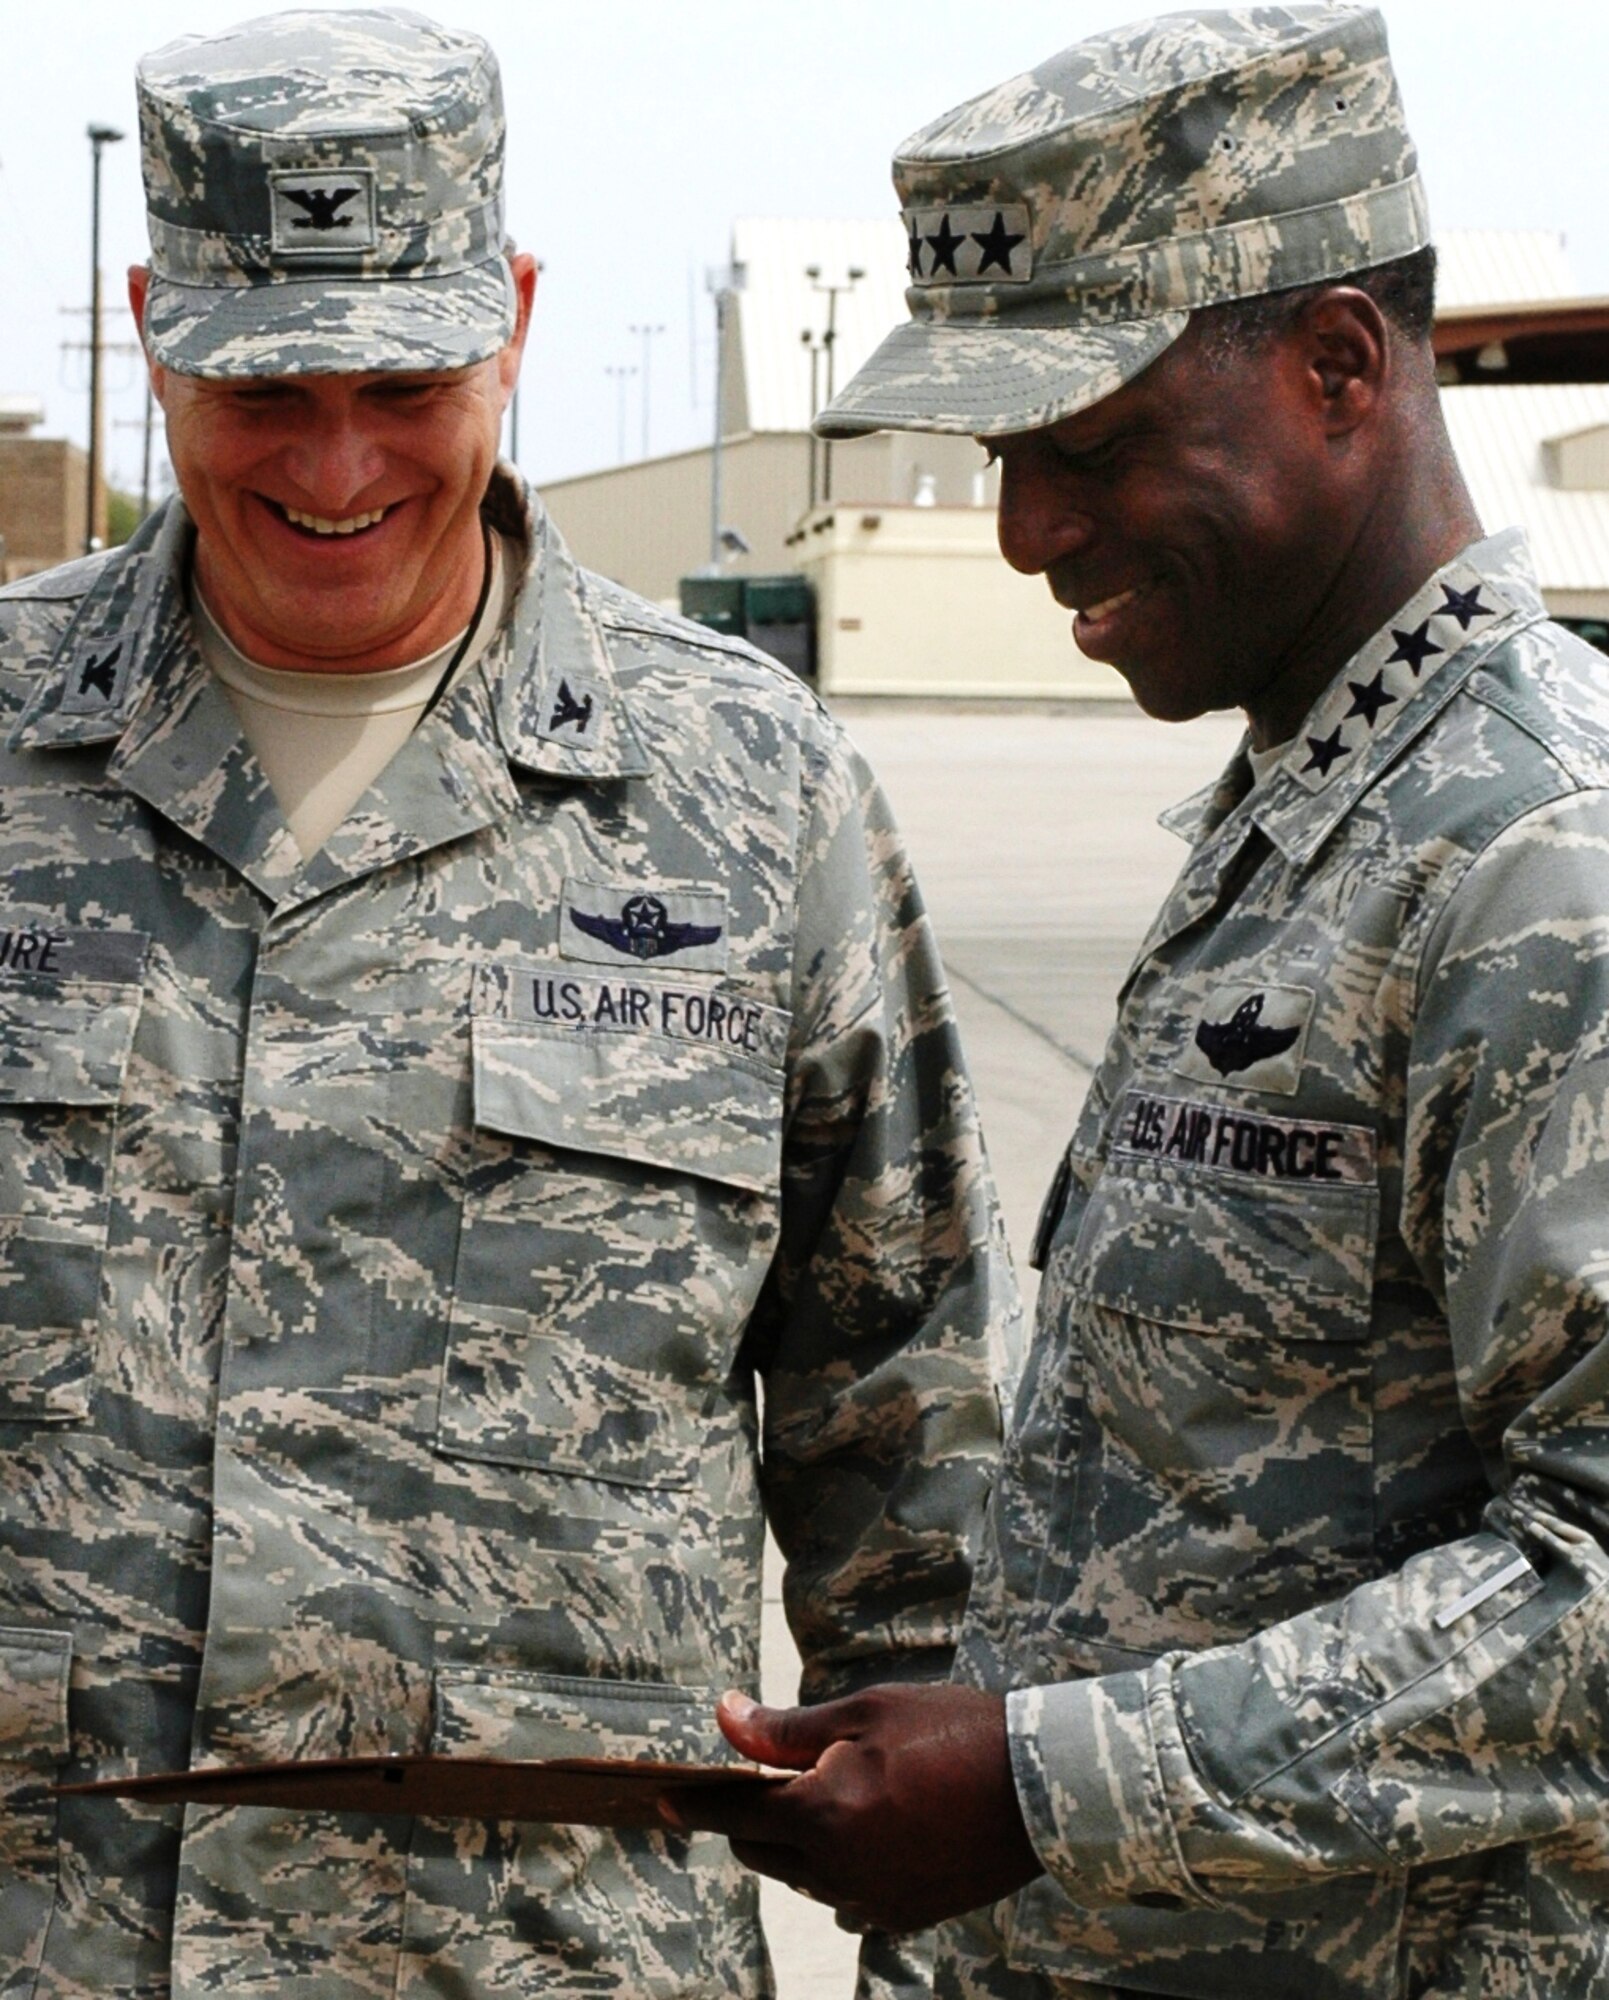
[756,699,1244,1998]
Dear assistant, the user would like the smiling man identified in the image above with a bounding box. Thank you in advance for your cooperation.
[0,11,1010,1996]
[672,7,1609,1998]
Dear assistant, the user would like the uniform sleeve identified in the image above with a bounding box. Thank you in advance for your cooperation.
[1004,787,1609,1910]
[749,719,1014,1704]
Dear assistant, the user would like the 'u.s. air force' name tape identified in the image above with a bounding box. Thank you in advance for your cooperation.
[477,963,788,1069]
[1115,1089,1375,1186]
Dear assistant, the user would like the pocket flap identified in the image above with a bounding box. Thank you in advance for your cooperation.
[1078,1093,1379,1344]
[471,1007,784,1196]
[0,946,148,1107]
[0,1626,71,1766]
[432,1669,740,1767]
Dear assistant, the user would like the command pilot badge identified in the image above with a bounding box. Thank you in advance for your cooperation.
[1173,983,1315,1098]
[559,878,729,974]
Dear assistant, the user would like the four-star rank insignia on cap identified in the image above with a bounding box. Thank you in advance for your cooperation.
[269,169,378,257]
[903,205,1032,285]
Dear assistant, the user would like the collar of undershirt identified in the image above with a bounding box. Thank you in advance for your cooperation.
[192,527,503,719]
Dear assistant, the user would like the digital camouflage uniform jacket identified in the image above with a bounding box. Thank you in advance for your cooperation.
[946,532,1609,2000]
[0,470,1008,1998]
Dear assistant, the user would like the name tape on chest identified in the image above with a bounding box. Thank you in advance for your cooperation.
[0,920,150,985]
[486,965,787,1068]
[1116,1089,1375,1186]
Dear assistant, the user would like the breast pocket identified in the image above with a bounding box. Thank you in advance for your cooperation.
[1037,1093,1381,1658]
[0,958,146,1425]
[402,1667,755,1998]
[439,989,786,1492]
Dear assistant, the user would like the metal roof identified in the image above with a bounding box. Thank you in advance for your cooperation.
[730,222,1584,434]
[1435,230,1577,312]
[1443,383,1609,594]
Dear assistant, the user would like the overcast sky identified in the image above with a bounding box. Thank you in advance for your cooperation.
[2,0,1603,499]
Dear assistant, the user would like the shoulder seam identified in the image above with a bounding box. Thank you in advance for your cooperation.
[1408,771,1596,1026]
[1464,674,1589,794]
[601,611,829,714]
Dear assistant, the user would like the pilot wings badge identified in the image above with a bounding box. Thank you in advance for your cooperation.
[560,879,729,972]
[570,894,720,962]
[1173,983,1314,1097]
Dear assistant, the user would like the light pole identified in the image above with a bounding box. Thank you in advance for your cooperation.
[800,329,824,511]
[85,122,125,554]
[627,322,665,459]
[805,263,863,504]
[604,363,637,464]
[705,260,745,571]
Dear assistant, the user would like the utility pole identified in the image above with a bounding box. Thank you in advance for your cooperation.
[604,363,636,464]
[627,322,665,459]
[805,263,863,505]
[113,375,160,519]
[705,260,745,571]
[85,122,126,553]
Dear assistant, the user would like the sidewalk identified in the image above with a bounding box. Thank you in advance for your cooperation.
[757,700,1243,1997]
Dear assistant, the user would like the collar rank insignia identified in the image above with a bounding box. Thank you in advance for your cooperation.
[569,893,722,962]
[60,636,129,715]
[548,678,594,735]
[1438,581,1494,630]
[1174,983,1315,1097]
[77,642,123,701]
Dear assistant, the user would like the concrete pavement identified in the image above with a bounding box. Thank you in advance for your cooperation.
[756,699,1244,1998]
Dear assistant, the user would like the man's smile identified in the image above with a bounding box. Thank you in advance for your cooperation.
[257,495,401,543]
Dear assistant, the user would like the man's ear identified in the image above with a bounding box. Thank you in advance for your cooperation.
[127,265,168,409]
[1292,286,1389,438]
[496,251,539,408]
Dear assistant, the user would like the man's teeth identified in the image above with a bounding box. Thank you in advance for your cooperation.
[281,504,389,536]
[1084,583,1144,621]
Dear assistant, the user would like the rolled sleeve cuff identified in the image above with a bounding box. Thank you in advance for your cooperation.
[1005,1664,1219,1912]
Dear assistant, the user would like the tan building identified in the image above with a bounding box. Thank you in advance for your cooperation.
[0,398,102,583]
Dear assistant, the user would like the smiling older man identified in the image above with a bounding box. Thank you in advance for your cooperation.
[0,11,1009,1995]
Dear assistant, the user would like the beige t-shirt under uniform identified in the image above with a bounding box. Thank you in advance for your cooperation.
[194,535,508,861]
[1247,736,1292,786]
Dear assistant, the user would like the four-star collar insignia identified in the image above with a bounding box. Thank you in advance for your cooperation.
[1291,563,1510,794]
[901,204,1032,286]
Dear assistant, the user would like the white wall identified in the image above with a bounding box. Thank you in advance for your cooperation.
[797,504,1129,700]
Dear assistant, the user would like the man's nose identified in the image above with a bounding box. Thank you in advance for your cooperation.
[281,411,387,514]
[995,455,1096,577]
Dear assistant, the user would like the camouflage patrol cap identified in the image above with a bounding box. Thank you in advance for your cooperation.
[817,4,1430,439]
[136,8,514,377]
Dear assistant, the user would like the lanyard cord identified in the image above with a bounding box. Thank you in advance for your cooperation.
[421,519,495,724]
